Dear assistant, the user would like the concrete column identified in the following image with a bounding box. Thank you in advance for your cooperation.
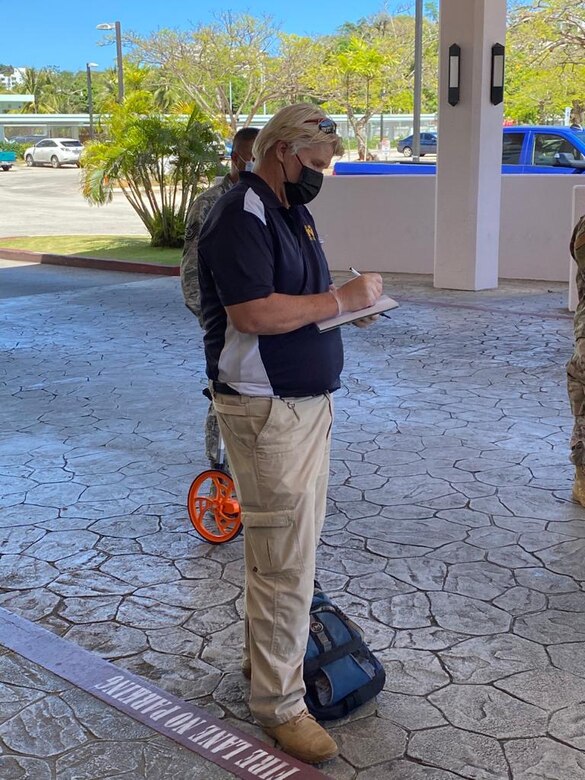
[434,0,507,290]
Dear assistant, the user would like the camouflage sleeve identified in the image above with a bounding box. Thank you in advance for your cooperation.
[567,339,585,464]
[571,215,585,272]
[180,195,216,325]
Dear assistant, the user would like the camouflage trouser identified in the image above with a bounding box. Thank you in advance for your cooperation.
[567,338,585,465]
[204,401,221,468]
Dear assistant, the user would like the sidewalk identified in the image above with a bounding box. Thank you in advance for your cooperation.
[1,267,584,779]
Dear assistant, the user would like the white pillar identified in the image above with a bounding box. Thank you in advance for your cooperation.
[434,0,507,290]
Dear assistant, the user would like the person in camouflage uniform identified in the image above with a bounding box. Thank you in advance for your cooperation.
[567,214,585,504]
[181,127,260,468]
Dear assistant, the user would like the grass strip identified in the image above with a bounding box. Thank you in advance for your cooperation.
[0,235,181,266]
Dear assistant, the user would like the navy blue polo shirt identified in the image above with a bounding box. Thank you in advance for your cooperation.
[198,172,343,397]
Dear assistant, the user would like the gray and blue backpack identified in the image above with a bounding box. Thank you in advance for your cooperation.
[303,583,386,720]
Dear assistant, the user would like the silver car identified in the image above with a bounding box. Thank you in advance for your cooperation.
[24,138,83,169]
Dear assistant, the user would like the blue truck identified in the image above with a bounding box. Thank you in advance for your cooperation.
[334,126,585,175]
[0,150,16,171]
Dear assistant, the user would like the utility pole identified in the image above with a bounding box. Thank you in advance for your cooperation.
[412,0,423,162]
[86,63,98,140]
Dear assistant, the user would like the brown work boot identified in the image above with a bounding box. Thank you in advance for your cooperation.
[264,709,338,764]
[573,466,585,506]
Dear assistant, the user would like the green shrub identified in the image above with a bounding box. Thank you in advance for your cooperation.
[81,100,222,248]
[0,140,27,158]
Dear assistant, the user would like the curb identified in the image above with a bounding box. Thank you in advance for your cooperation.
[0,247,180,276]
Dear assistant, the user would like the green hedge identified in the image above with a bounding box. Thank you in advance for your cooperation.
[0,140,28,158]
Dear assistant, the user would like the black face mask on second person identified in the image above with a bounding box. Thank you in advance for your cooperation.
[282,155,324,206]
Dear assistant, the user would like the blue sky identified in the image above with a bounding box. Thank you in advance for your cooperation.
[3,0,411,73]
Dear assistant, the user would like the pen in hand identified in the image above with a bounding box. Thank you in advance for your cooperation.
[348,267,392,319]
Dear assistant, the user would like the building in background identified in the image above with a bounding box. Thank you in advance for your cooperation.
[0,67,26,91]
[0,111,439,146]
[0,94,34,115]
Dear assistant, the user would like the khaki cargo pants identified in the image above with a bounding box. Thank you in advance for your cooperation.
[212,389,333,726]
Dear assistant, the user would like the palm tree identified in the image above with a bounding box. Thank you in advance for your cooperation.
[19,67,52,113]
[81,98,222,247]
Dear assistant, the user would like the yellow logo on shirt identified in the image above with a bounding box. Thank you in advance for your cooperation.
[304,224,316,241]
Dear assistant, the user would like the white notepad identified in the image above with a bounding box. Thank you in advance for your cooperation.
[316,294,399,333]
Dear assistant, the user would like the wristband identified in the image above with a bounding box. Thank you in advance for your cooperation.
[329,288,342,315]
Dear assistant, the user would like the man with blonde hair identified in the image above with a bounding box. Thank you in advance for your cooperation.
[198,103,382,764]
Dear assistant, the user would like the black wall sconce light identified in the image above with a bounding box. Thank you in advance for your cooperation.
[448,44,461,106]
[490,43,505,105]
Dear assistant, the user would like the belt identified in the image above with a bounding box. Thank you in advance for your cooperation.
[213,381,240,396]
[213,381,330,399]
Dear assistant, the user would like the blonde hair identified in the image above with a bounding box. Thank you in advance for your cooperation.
[253,103,344,163]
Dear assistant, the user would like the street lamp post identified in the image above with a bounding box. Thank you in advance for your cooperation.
[412,0,423,162]
[380,89,387,143]
[96,21,124,103]
[86,63,98,140]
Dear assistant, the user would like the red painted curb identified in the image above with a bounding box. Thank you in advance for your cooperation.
[0,608,333,780]
[0,246,180,276]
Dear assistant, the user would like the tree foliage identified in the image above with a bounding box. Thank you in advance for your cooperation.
[301,12,437,158]
[16,67,52,112]
[81,100,222,247]
[509,1,585,123]
[2,2,585,128]
[124,12,279,131]
[512,1,585,62]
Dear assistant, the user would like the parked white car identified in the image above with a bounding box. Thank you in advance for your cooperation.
[24,138,83,169]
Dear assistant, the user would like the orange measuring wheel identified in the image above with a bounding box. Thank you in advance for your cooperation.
[187,469,242,544]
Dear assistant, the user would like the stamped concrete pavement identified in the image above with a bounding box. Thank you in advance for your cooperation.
[1,263,584,779]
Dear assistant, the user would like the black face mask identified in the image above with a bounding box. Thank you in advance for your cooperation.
[282,155,323,206]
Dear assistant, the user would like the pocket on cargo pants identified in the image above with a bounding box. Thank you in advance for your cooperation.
[243,509,301,576]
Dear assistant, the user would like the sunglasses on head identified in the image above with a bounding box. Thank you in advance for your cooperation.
[303,117,337,135]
